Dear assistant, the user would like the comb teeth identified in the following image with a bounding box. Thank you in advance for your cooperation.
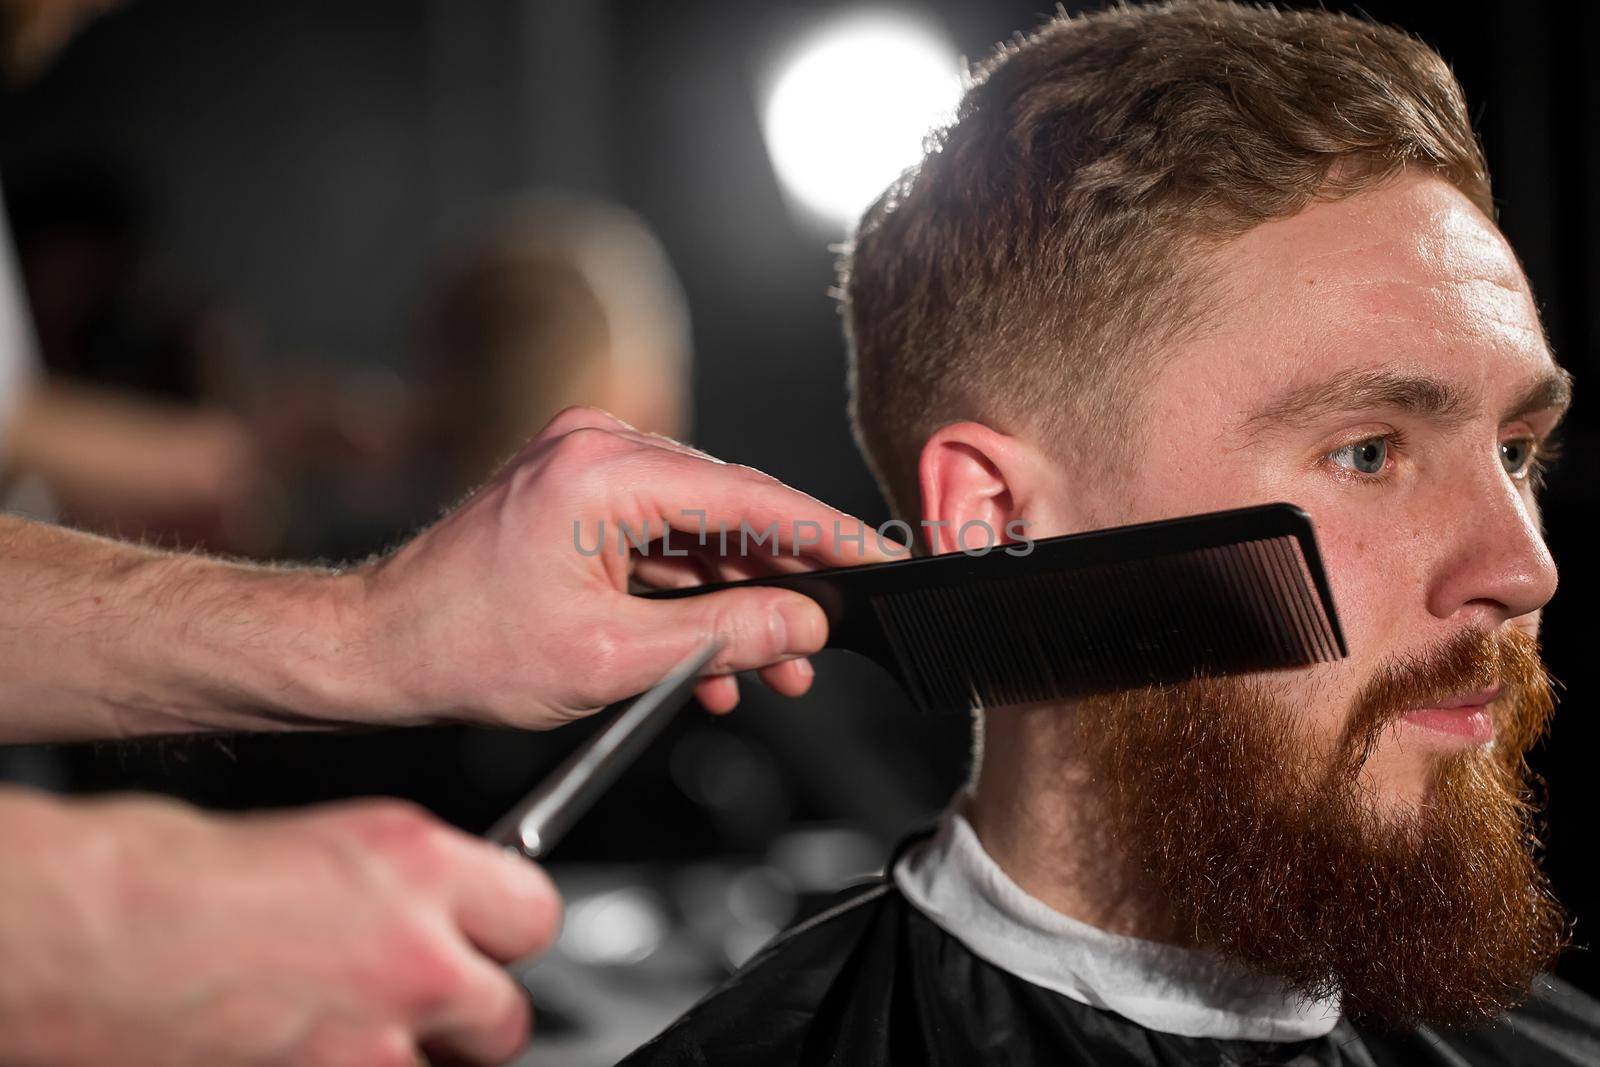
[869,534,1342,715]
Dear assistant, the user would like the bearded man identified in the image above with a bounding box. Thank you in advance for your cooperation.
[622,1,1600,1062]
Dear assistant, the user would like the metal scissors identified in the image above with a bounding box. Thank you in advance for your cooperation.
[488,639,724,860]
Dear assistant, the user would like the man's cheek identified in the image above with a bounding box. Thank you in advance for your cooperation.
[1303,502,1430,664]
[1117,454,1280,526]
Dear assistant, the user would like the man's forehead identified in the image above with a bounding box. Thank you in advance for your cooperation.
[1214,173,1522,292]
[1178,175,1559,420]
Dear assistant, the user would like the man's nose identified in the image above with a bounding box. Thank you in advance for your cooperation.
[1424,460,1558,625]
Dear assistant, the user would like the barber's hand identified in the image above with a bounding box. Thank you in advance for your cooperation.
[357,406,895,725]
[0,791,558,1067]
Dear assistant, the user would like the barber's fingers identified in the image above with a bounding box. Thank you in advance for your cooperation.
[693,675,741,713]
[628,532,888,589]
[696,661,815,713]
[525,405,895,570]
[630,554,819,707]
[557,447,892,570]
[629,547,790,594]
[647,585,824,675]
[438,839,562,965]
[519,405,864,711]
[414,945,532,1067]
[583,585,825,711]
[759,657,815,697]
[690,657,815,714]
[630,554,710,591]
[293,1015,419,1067]
[631,462,890,568]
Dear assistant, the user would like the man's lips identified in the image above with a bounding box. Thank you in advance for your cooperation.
[1399,686,1503,743]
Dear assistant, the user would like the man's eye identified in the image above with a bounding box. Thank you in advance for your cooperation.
[1500,437,1538,479]
[1330,436,1388,475]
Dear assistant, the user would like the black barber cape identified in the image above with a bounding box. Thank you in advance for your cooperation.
[620,873,1600,1065]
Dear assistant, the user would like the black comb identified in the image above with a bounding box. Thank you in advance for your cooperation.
[642,502,1346,715]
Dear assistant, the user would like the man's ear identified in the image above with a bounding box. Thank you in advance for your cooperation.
[917,422,1066,555]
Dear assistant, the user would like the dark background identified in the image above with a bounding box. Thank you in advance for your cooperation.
[1,0,1594,1055]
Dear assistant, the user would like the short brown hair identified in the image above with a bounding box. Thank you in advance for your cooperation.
[840,0,1492,525]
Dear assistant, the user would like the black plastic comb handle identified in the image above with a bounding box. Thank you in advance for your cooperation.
[641,502,1346,714]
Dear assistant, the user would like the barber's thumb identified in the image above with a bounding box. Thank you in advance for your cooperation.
[648,587,828,674]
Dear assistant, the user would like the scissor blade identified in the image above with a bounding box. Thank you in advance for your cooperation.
[488,639,724,859]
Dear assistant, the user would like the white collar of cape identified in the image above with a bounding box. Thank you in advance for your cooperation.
[892,804,1343,1042]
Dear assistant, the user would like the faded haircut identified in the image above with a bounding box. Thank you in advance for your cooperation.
[839,0,1492,527]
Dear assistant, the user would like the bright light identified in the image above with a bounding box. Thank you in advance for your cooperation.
[761,12,961,229]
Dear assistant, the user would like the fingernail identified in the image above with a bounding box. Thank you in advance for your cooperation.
[779,598,824,654]
[795,657,814,680]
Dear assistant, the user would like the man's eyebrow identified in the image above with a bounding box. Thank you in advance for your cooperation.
[1505,365,1574,423]
[1236,364,1574,441]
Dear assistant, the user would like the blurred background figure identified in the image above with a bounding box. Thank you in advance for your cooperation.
[293,192,698,562]
[256,192,698,563]
[1,166,274,551]
[418,194,692,484]
[1,0,271,551]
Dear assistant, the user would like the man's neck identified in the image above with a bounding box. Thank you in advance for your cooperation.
[965,702,1193,947]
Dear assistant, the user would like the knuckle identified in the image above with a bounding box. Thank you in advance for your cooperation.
[549,424,624,466]
[539,404,615,439]
[360,799,433,842]
[711,600,775,664]
[390,931,472,1019]
[345,797,433,839]
[514,427,624,511]
[345,800,455,879]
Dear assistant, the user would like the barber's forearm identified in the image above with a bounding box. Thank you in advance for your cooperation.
[0,515,393,742]
[1,406,870,740]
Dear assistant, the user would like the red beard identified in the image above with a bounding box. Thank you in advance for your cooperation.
[1073,626,1569,1028]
